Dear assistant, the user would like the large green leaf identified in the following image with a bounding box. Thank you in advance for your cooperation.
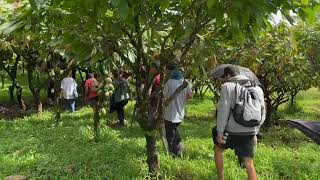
[118,0,129,19]
[0,21,23,35]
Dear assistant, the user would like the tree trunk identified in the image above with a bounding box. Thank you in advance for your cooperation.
[159,126,169,153]
[27,67,42,114]
[53,78,62,124]
[9,84,15,103]
[264,102,274,127]
[54,96,61,123]
[145,133,161,177]
[72,67,77,79]
[8,55,20,104]
[0,74,4,89]
[22,61,25,74]
[16,85,26,111]
[36,98,43,114]
[264,99,280,127]
[93,105,100,142]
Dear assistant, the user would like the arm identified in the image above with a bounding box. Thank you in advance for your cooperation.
[258,87,266,128]
[60,80,64,98]
[186,92,192,99]
[186,84,192,100]
[84,80,90,100]
[216,84,232,137]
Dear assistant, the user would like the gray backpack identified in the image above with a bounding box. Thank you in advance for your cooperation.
[232,82,264,127]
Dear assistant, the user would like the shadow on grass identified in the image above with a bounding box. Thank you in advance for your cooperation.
[0,103,39,120]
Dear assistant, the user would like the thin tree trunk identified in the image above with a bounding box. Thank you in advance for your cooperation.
[158,126,169,153]
[0,74,4,89]
[16,85,26,111]
[55,96,61,123]
[54,79,62,124]
[9,83,15,103]
[36,98,42,114]
[27,66,42,114]
[145,133,161,177]
[9,55,20,103]
[72,67,77,79]
[93,105,100,142]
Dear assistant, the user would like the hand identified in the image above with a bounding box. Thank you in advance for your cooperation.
[217,135,226,144]
[183,79,189,86]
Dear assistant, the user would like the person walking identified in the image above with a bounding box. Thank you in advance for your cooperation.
[212,66,266,180]
[163,64,192,157]
[110,70,130,127]
[84,73,99,107]
[61,73,78,112]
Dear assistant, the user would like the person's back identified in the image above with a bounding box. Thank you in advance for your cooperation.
[163,68,192,157]
[217,75,265,135]
[213,67,264,180]
[85,77,99,100]
[110,70,130,127]
[113,78,130,103]
[61,77,77,100]
[61,76,77,112]
[164,79,191,123]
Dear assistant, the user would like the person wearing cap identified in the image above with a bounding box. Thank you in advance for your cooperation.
[212,66,265,180]
[163,64,192,157]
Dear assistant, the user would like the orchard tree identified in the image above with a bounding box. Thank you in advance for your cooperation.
[225,24,319,126]
[1,0,319,177]
[0,37,21,103]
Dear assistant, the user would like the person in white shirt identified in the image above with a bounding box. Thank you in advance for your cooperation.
[163,64,192,157]
[61,74,78,112]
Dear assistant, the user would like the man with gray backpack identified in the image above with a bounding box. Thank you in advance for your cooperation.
[212,66,266,180]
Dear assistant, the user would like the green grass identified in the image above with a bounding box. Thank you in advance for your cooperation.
[278,88,320,120]
[1,75,320,179]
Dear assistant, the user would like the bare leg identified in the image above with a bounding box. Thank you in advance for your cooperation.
[243,157,257,180]
[252,135,258,146]
[214,145,224,180]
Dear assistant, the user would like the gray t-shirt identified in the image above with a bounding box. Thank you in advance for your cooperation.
[163,79,192,123]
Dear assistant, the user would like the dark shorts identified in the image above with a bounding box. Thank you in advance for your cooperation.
[88,96,99,107]
[212,128,255,158]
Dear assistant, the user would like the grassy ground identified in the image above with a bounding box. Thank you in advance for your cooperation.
[0,76,320,179]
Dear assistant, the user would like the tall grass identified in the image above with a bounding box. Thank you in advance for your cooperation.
[0,85,320,179]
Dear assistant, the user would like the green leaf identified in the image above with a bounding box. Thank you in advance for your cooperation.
[118,0,129,19]
[105,10,114,17]
[207,0,216,9]
[28,0,37,10]
[181,0,192,7]
[305,8,315,26]
[301,0,308,6]
[0,21,23,35]
[160,0,170,10]
[241,9,250,25]
[111,0,121,6]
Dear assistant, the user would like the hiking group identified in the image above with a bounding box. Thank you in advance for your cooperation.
[60,71,131,127]
[60,63,265,180]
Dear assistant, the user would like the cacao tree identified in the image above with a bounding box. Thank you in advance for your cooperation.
[1,0,318,177]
